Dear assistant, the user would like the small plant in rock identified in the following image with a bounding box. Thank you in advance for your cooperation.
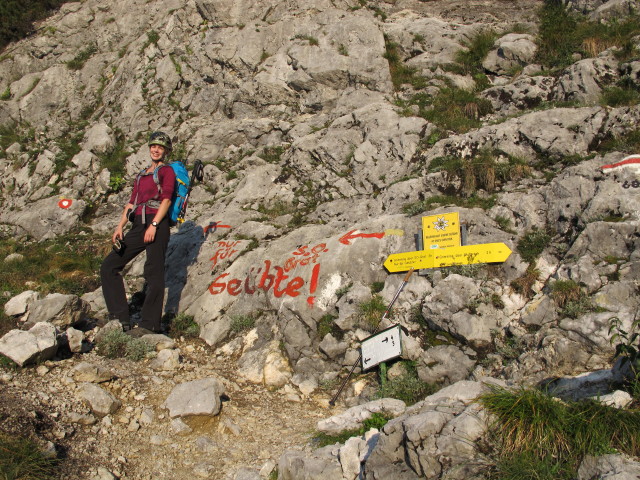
[0,353,17,369]
[259,145,287,163]
[455,28,497,77]
[108,174,126,193]
[317,314,341,339]
[66,44,97,70]
[594,127,640,154]
[293,34,319,46]
[312,412,393,448]
[402,194,496,216]
[0,433,58,479]
[230,314,256,333]
[550,279,602,319]
[357,295,388,332]
[335,282,352,300]
[0,86,10,100]
[600,84,640,108]
[549,279,581,307]
[96,330,151,361]
[141,30,160,51]
[609,316,640,378]
[169,312,200,338]
[383,37,427,90]
[98,133,130,178]
[376,361,437,405]
[517,228,551,264]
[510,265,540,299]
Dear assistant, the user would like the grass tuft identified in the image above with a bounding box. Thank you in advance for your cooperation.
[357,295,388,332]
[480,385,640,479]
[0,433,58,479]
[169,312,200,338]
[230,314,256,333]
[312,412,392,447]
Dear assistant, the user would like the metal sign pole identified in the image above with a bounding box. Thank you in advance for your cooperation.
[329,268,415,407]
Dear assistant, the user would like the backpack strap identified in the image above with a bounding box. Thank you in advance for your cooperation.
[130,166,163,224]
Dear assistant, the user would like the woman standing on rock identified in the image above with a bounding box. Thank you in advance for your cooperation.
[100,131,176,335]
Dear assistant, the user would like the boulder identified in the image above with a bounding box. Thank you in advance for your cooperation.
[24,293,91,329]
[4,290,39,317]
[0,322,58,367]
[163,377,226,418]
[78,382,121,417]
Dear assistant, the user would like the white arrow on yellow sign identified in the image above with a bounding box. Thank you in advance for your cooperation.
[384,243,512,272]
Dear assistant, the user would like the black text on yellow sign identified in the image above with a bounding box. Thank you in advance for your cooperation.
[422,212,460,250]
[384,243,512,272]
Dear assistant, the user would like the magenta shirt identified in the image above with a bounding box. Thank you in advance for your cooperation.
[129,165,176,215]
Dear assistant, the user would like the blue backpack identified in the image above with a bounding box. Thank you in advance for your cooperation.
[132,160,203,227]
[154,161,190,226]
[131,161,189,227]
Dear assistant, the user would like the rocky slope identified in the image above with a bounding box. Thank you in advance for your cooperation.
[1,0,640,478]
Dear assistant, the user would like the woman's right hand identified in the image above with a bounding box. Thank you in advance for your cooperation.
[112,227,123,244]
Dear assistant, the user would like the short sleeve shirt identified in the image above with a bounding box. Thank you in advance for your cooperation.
[129,165,176,215]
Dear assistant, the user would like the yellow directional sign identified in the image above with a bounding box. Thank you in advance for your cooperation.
[384,243,512,272]
[422,212,460,249]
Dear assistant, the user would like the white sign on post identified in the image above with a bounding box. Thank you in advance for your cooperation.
[361,325,403,371]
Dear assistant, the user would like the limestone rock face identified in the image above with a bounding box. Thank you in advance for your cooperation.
[3,0,640,477]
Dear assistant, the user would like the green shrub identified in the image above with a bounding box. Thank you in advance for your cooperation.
[535,2,640,70]
[169,312,200,338]
[141,30,159,51]
[108,174,126,193]
[66,44,97,70]
[516,229,551,263]
[257,200,296,219]
[0,86,10,100]
[549,279,581,307]
[455,29,498,77]
[594,127,640,154]
[259,145,287,163]
[600,85,640,107]
[399,87,492,133]
[317,314,341,339]
[230,314,256,333]
[0,0,67,51]
[0,433,58,479]
[609,316,640,379]
[383,38,427,90]
[98,133,130,178]
[427,150,530,197]
[293,34,319,46]
[96,329,151,361]
[376,361,437,405]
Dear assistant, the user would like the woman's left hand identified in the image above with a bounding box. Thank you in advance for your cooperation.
[144,225,156,243]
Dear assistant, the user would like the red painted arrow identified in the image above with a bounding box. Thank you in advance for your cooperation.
[339,230,385,245]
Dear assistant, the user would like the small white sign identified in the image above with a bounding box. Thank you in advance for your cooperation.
[361,325,402,371]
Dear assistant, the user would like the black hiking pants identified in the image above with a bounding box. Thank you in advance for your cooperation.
[100,215,170,332]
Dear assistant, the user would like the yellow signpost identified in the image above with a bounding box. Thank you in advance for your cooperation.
[422,212,460,249]
[384,243,512,272]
